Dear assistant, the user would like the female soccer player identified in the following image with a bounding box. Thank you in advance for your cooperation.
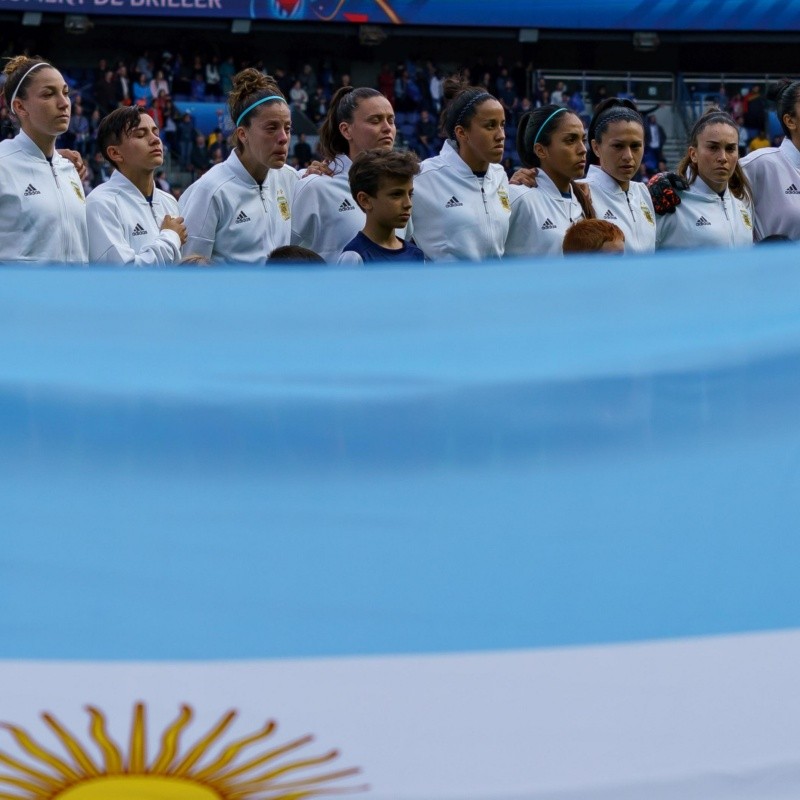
[505,104,594,257]
[580,98,656,254]
[410,76,510,261]
[0,55,88,263]
[655,109,753,250]
[179,69,297,264]
[740,79,800,240]
[290,85,396,262]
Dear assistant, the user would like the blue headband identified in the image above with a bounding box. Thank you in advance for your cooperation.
[533,107,568,147]
[235,95,286,127]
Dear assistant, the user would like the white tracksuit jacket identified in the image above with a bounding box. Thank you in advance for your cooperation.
[741,138,800,241]
[655,176,754,250]
[86,170,181,266]
[179,151,298,264]
[410,140,511,261]
[579,165,656,254]
[505,171,584,258]
[290,154,364,263]
[0,130,88,263]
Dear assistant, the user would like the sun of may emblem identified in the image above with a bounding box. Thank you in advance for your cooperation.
[0,703,364,799]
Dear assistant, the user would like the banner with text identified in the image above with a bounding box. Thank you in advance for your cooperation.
[0,0,799,30]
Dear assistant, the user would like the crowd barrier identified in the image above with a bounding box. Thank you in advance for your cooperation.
[3,247,800,799]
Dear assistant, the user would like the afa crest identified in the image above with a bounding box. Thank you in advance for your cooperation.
[277,191,291,221]
[70,181,85,203]
[498,188,511,213]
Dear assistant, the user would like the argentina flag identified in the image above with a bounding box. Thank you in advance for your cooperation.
[3,248,800,799]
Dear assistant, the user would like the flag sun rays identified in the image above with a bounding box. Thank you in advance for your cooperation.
[0,704,364,799]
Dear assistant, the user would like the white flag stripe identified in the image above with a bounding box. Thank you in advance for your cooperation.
[2,629,799,799]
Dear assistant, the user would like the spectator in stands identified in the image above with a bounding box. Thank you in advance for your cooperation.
[643,114,666,170]
[89,150,113,187]
[87,106,186,265]
[171,53,190,97]
[293,132,313,168]
[338,149,425,264]
[592,84,609,107]
[179,69,298,264]
[414,107,438,158]
[190,72,206,102]
[299,63,318,98]
[743,85,766,142]
[134,51,153,82]
[290,80,309,113]
[310,86,328,126]
[728,90,744,119]
[562,218,625,254]
[567,89,586,118]
[149,70,169,101]
[506,105,594,258]
[551,81,567,106]
[132,74,151,106]
[411,76,510,261]
[273,66,293,99]
[159,52,175,88]
[205,56,222,98]
[88,108,102,151]
[206,126,228,159]
[580,98,656,253]
[219,56,236,96]
[748,130,770,151]
[377,63,395,106]
[188,132,210,179]
[513,96,533,128]
[654,109,753,250]
[115,64,133,106]
[0,55,88,262]
[94,69,118,114]
[633,161,651,182]
[429,66,443,113]
[735,115,749,156]
[291,85,396,262]
[67,99,90,156]
[92,57,109,87]
[155,169,171,193]
[740,79,800,241]
[158,96,178,155]
[499,78,518,117]
[177,112,196,168]
[395,70,421,113]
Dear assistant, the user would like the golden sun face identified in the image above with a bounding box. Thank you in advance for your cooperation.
[0,704,364,800]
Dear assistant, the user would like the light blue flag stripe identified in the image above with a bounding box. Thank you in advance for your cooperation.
[3,248,800,661]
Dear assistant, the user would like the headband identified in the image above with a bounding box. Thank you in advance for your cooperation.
[9,62,49,116]
[533,107,568,147]
[235,95,286,127]
[594,107,642,129]
[453,91,492,131]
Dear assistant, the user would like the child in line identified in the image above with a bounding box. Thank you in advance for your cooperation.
[562,218,625,254]
[337,149,426,265]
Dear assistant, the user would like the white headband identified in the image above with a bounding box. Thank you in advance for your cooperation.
[9,62,49,116]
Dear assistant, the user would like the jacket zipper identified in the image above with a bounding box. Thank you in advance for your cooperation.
[49,160,70,260]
